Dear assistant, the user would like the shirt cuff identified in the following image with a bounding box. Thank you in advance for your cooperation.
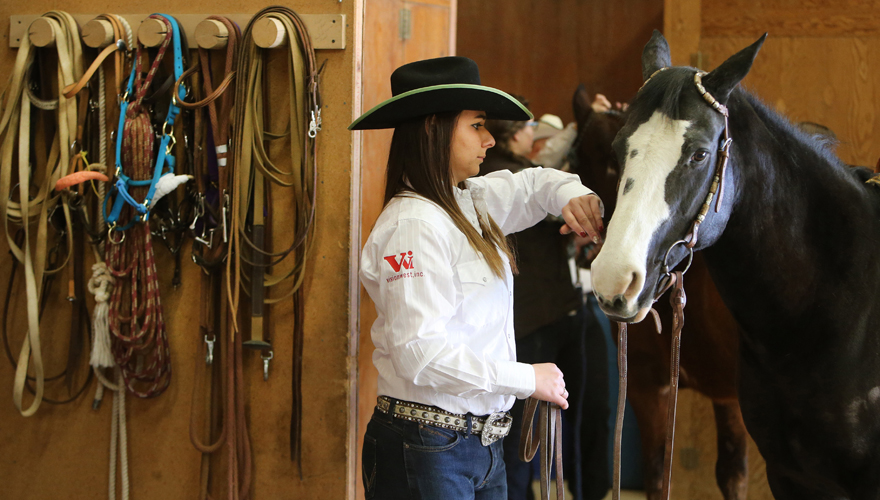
[494,360,536,399]
[554,181,595,216]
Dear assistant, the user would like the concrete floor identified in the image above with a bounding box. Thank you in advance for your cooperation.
[530,481,646,500]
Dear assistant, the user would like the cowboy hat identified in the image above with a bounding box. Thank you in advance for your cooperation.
[532,114,565,140]
[349,56,532,130]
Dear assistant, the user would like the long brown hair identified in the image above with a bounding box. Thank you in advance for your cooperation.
[384,112,516,277]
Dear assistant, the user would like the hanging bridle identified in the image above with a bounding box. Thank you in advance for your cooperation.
[612,68,733,500]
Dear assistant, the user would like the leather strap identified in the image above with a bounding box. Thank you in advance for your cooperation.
[0,10,83,416]
[226,7,320,470]
[660,272,686,500]
[611,321,627,500]
[519,398,564,500]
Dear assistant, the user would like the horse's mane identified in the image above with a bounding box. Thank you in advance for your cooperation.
[731,88,850,174]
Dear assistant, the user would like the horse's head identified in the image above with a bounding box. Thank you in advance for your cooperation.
[591,30,766,322]
[571,85,627,215]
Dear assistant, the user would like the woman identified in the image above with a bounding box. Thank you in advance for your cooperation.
[351,56,603,499]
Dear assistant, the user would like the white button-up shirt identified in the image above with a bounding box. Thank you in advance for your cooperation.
[361,167,593,416]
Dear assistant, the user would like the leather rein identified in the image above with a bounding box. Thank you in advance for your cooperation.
[612,69,732,500]
[519,398,565,499]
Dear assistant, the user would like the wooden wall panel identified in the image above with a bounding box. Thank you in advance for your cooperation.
[0,1,359,499]
[664,0,701,66]
[703,0,880,38]
[457,0,662,123]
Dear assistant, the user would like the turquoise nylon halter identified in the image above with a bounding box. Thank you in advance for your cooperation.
[105,14,186,232]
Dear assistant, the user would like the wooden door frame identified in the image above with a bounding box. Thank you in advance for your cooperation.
[663,0,701,66]
[349,2,366,499]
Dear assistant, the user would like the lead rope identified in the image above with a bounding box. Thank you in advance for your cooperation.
[0,10,82,416]
[106,14,181,398]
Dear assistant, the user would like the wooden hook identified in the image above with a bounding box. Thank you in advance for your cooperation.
[137,18,168,48]
[253,18,287,49]
[82,19,115,48]
[195,19,229,50]
[28,18,55,47]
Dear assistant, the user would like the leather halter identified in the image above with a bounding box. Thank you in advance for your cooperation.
[612,69,733,500]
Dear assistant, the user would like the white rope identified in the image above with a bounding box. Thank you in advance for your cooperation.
[107,368,130,500]
[88,262,115,369]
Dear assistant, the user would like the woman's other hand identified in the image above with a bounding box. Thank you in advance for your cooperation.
[560,193,604,244]
[532,363,569,409]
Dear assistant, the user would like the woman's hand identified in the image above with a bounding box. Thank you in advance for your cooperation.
[560,193,604,244]
[532,363,569,409]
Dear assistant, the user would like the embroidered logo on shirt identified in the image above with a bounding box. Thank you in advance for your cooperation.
[384,251,414,273]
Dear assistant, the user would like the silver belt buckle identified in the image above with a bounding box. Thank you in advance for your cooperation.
[480,411,507,446]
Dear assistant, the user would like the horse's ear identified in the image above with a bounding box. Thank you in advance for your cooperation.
[642,30,671,81]
[573,84,594,126]
[702,33,767,103]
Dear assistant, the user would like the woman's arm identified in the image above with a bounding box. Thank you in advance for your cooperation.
[466,167,603,239]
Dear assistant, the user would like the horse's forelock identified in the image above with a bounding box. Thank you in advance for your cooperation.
[633,67,692,122]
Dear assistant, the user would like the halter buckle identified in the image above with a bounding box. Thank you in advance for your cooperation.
[108,224,125,245]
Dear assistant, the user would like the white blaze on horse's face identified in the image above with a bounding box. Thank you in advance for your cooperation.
[591,111,691,322]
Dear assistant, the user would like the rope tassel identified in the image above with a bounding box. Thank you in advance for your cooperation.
[88,262,116,369]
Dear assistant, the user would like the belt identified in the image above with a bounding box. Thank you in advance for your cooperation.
[377,396,512,446]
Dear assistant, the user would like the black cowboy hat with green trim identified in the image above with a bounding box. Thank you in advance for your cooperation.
[349,56,532,130]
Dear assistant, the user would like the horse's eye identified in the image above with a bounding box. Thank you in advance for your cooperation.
[691,150,709,163]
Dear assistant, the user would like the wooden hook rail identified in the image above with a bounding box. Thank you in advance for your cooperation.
[10,13,346,50]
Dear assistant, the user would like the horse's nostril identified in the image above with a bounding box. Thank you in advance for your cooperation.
[624,271,643,300]
[598,294,628,311]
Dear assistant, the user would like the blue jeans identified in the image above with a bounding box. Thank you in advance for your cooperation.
[362,407,508,499]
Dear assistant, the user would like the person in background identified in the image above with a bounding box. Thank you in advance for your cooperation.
[529,95,626,173]
[480,97,605,500]
[351,57,604,499]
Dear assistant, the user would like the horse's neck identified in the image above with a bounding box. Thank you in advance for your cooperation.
[705,92,880,350]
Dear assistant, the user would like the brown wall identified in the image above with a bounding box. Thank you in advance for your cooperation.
[457,0,663,123]
[0,2,359,499]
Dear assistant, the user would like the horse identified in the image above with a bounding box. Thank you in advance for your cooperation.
[590,30,880,499]
[572,85,749,500]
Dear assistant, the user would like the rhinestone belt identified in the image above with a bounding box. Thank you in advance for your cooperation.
[376,396,512,446]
